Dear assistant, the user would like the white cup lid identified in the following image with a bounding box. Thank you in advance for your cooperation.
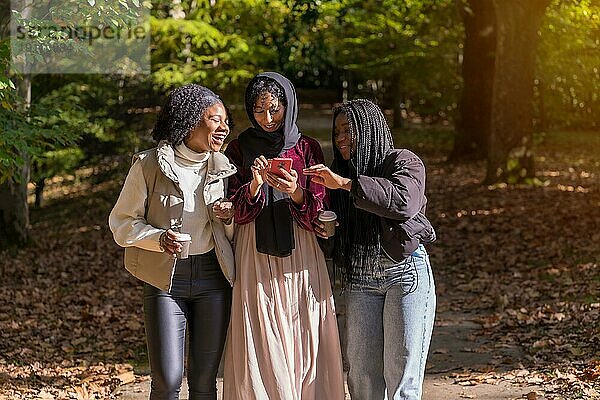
[318,211,337,221]
[175,233,192,241]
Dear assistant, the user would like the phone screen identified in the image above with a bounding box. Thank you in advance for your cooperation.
[268,158,292,176]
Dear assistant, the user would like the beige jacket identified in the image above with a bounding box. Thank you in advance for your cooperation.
[109,141,237,291]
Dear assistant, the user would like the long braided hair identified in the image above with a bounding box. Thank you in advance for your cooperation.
[330,99,394,285]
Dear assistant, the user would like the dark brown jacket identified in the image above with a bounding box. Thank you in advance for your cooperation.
[351,148,436,262]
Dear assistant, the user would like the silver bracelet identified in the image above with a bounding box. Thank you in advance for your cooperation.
[159,231,167,251]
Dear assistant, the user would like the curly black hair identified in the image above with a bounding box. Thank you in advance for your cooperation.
[245,76,287,113]
[152,84,229,145]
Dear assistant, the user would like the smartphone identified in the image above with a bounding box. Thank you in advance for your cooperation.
[268,158,293,177]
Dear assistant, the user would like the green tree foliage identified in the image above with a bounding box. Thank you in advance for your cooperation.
[150,0,340,91]
[2,0,598,188]
[0,39,80,184]
[1,0,148,246]
[0,41,15,106]
[325,0,462,119]
[151,0,256,90]
[1,0,146,184]
[29,78,146,193]
[259,0,340,88]
[536,0,600,130]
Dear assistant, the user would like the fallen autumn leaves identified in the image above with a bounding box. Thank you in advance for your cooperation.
[422,131,600,398]
[0,170,147,399]
[0,129,598,399]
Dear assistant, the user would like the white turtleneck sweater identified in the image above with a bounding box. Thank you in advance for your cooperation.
[172,143,215,255]
[110,143,216,255]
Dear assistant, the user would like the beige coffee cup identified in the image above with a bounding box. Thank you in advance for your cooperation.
[318,211,337,237]
[175,233,192,259]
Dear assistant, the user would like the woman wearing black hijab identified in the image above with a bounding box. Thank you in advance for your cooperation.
[222,72,344,400]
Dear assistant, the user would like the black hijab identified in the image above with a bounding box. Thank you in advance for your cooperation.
[238,72,301,257]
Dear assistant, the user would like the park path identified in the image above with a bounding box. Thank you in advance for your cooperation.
[113,305,544,400]
[114,113,545,399]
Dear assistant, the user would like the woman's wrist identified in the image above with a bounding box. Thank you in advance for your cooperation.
[341,177,352,191]
[159,231,167,252]
[249,180,261,199]
[290,185,304,205]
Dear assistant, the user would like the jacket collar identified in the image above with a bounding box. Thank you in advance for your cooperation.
[207,150,237,183]
[156,141,180,183]
[156,140,237,184]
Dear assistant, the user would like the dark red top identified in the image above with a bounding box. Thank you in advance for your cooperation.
[225,135,327,232]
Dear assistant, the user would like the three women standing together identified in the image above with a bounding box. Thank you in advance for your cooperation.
[110,72,436,400]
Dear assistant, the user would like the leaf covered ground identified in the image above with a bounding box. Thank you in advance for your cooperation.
[0,129,598,399]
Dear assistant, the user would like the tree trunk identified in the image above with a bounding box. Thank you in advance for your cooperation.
[450,0,496,161]
[0,0,32,247]
[486,0,549,183]
[0,162,30,247]
[1,77,31,247]
[0,0,10,36]
[535,78,548,132]
[34,178,45,208]
[0,73,31,247]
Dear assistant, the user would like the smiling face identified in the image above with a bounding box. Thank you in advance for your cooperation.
[185,102,230,152]
[253,92,285,133]
[334,112,355,160]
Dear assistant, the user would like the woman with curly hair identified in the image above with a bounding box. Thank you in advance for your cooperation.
[305,99,437,400]
[222,72,345,399]
[109,84,236,400]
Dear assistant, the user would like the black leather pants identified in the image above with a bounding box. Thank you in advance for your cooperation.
[143,250,231,400]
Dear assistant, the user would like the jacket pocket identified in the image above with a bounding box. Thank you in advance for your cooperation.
[399,212,436,244]
[167,194,184,207]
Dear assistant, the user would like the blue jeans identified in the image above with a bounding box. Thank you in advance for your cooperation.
[345,245,436,400]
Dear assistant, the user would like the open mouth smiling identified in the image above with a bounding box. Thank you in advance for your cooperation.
[211,133,227,146]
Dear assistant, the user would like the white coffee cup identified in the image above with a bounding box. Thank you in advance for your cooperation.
[174,233,192,259]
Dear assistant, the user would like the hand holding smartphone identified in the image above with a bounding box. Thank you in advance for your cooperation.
[267,158,293,177]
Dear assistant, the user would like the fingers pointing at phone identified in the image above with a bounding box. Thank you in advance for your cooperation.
[249,155,269,198]
[303,164,353,191]
[251,155,269,181]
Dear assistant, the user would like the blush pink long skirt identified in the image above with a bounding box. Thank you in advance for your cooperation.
[223,222,345,400]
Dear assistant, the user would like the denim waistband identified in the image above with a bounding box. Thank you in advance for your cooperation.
[347,245,428,290]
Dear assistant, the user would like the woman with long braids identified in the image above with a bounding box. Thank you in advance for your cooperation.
[109,84,236,400]
[222,72,344,399]
[304,98,437,400]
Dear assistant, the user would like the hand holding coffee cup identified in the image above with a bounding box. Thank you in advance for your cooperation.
[174,233,192,259]
[160,229,192,258]
[316,211,337,239]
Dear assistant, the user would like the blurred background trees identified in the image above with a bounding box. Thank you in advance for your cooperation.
[1,0,598,246]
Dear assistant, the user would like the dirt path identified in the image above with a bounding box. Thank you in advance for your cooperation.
[109,110,600,400]
[1,118,597,399]
[424,310,543,399]
[114,306,545,400]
